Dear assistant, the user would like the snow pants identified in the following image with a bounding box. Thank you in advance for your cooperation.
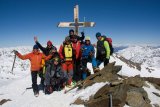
[62,61,73,85]
[31,71,39,93]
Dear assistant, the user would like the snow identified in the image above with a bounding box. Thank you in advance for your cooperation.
[0,72,107,107]
[117,45,160,68]
[71,82,108,101]
[0,45,160,107]
[143,82,160,106]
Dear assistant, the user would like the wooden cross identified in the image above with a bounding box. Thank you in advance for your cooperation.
[58,5,95,35]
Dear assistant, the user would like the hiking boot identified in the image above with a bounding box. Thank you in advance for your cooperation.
[72,81,76,86]
[48,85,53,93]
[60,82,66,90]
[66,81,76,88]
[66,84,73,88]
[67,78,72,85]
[93,67,100,73]
[34,91,39,97]
[44,85,53,94]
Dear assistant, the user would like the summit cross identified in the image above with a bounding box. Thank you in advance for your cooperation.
[58,5,95,35]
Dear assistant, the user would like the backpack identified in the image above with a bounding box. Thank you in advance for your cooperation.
[102,36,114,55]
[62,44,73,61]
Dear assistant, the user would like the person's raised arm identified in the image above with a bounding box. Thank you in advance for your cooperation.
[34,36,46,53]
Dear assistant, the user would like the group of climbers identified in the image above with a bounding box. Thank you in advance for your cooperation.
[13,29,113,97]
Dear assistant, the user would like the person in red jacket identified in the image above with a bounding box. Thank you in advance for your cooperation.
[59,37,74,87]
[13,45,52,97]
[70,34,82,82]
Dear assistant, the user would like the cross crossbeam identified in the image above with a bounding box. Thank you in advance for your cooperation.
[58,5,95,35]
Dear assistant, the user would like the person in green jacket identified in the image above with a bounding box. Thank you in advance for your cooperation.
[95,32,110,67]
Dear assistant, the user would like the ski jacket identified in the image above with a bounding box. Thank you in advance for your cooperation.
[71,41,81,59]
[45,61,64,78]
[35,41,57,56]
[96,37,110,59]
[69,34,85,44]
[81,44,95,58]
[17,51,52,71]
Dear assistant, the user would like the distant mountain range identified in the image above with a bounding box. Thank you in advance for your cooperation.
[0,45,160,79]
[116,45,160,68]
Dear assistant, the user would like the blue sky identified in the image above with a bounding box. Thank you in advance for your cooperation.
[0,0,160,47]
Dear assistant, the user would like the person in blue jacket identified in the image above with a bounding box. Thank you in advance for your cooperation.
[81,36,99,79]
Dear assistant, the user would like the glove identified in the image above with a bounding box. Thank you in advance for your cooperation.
[80,48,84,52]
[34,36,38,42]
[13,50,18,54]
[61,59,65,63]
[81,47,86,52]
[50,49,56,54]
[56,72,61,78]
[89,51,94,57]
[104,58,109,65]
[81,32,84,36]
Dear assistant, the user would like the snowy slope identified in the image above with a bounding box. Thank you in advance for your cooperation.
[0,45,160,107]
[0,46,32,87]
[116,45,160,68]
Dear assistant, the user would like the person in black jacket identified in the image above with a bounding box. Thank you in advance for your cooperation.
[69,29,85,44]
[34,36,57,56]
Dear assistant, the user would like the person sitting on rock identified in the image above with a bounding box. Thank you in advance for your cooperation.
[44,56,66,94]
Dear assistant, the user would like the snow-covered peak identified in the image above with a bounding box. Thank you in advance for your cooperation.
[0,46,32,82]
[116,45,160,68]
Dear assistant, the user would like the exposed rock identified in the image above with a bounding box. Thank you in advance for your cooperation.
[127,86,151,104]
[115,54,141,71]
[0,99,11,105]
[146,67,155,73]
[110,84,128,107]
[86,84,128,107]
[83,80,95,89]
[117,74,128,79]
[72,98,85,105]
[93,72,118,83]
[152,92,160,97]
[72,62,155,107]
[153,104,160,107]
[110,80,123,86]
[86,95,123,107]
[151,83,160,91]
[143,77,160,86]
[126,89,152,107]
[124,77,145,87]
[85,95,110,107]
[112,66,123,74]
[76,62,121,89]
[94,84,110,99]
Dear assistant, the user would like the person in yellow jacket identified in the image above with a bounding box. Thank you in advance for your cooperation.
[95,32,110,67]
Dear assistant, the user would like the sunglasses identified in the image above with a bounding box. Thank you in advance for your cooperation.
[47,45,52,47]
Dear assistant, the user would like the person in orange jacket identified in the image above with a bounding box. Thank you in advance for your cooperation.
[13,44,52,97]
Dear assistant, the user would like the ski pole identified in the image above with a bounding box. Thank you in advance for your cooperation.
[108,92,113,107]
[21,87,32,95]
[11,52,16,74]
[21,89,27,95]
